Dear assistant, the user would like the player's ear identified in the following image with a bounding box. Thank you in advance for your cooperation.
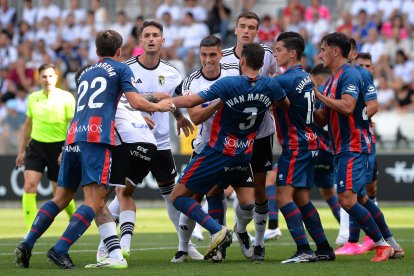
[116,48,121,59]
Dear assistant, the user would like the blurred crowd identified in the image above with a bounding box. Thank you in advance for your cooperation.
[0,0,413,154]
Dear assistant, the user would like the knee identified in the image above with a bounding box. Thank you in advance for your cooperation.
[338,195,355,210]
[24,180,38,193]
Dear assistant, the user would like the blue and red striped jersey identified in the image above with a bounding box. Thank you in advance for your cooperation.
[314,85,331,153]
[324,63,370,154]
[354,64,378,145]
[273,64,318,151]
[198,75,286,157]
[66,58,138,145]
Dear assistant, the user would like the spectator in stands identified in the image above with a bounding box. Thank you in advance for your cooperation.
[395,82,414,112]
[110,11,133,47]
[352,9,376,44]
[181,0,207,22]
[8,58,35,95]
[351,0,377,17]
[61,0,86,25]
[256,14,280,48]
[0,67,13,103]
[62,58,80,93]
[175,12,209,72]
[377,0,401,22]
[300,28,317,70]
[56,41,82,73]
[205,0,231,44]
[360,29,384,64]
[12,21,35,47]
[382,28,411,65]
[284,7,306,33]
[336,11,353,36]
[376,74,395,111]
[36,0,61,27]
[22,0,37,28]
[305,9,329,45]
[304,0,331,22]
[0,0,16,31]
[238,0,257,12]
[92,0,108,30]
[31,39,56,68]
[392,49,414,85]
[160,12,179,60]
[401,0,414,27]
[0,30,17,69]
[57,12,82,48]
[34,16,58,49]
[282,0,305,26]
[381,14,410,39]
[156,0,180,23]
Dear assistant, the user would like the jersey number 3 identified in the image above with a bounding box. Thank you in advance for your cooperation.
[239,107,258,130]
[76,77,107,112]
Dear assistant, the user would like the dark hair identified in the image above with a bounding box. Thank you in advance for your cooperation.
[38,63,56,74]
[95,30,123,57]
[349,37,357,51]
[396,49,408,62]
[310,63,331,76]
[75,64,93,85]
[200,35,221,48]
[276,31,305,60]
[141,20,163,35]
[236,11,260,29]
[356,52,372,61]
[241,43,264,70]
[321,32,351,58]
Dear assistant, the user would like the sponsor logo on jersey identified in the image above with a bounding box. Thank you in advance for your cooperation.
[134,78,142,83]
[265,161,272,167]
[158,75,165,86]
[247,177,253,182]
[224,137,254,149]
[64,144,81,152]
[305,132,318,141]
[67,123,103,134]
[224,166,249,172]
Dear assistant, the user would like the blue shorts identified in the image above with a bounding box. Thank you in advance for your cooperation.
[314,150,335,189]
[178,145,254,195]
[366,143,376,183]
[276,149,316,188]
[58,141,112,191]
[334,152,368,197]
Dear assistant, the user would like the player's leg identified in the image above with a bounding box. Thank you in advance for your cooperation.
[276,150,316,264]
[336,153,393,262]
[264,165,282,241]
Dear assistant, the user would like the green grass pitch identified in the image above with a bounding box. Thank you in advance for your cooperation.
[0,206,413,275]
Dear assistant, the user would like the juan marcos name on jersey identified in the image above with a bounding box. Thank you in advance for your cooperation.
[66,58,138,145]
[183,63,240,154]
[198,75,286,157]
[323,63,370,154]
[273,64,318,151]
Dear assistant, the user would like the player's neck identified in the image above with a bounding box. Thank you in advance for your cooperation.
[330,58,348,76]
[285,61,301,70]
[235,43,245,58]
[138,53,160,68]
[202,67,220,79]
[243,67,260,78]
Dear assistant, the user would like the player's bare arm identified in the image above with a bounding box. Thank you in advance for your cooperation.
[187,100,223,125]
[315,92,357,116]
[125,91,175,112]
[366,99,379,118]
[142,92,171,103]
[16,117,33,167]
[171,107,194,137]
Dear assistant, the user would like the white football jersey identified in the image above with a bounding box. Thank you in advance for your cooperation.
[114,95,156,146]
[125,57,183,150]
[183,63,240,154]
[221,44,281,138]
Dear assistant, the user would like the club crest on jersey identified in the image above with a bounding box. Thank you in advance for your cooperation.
[158,75,165,86]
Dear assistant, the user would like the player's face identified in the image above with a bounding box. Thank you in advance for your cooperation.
[319,42,334,69]
[200,46,222,72]
[39,67,57,91]
[140,26,164,54]
[357,58,373,73]
[235,17,258,45]
[274,41,290,67]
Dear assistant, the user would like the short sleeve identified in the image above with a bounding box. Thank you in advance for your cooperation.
[340,71,360,99]
[197,77,227,102]
[120,65,139,94]
[270,78,286,102]
[26,94,33,118]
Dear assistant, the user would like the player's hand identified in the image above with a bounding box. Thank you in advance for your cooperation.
[16,152,25,167]
[176,116,194,137]
[143,115,156,129]
[57,152,62,166]
[157,99,175,112]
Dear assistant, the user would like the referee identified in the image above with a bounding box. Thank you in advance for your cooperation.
[16,63,76,232]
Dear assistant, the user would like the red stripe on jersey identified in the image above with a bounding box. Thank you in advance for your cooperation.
[331,110,342,154]
[100,148,110,185]
[285,110,299,150]
[305,126,318,150]
[362,129,371,153]
[66,120,78,145]
[286,149,298,185]
[181,156,206,185]
[348,115,362,152]
[209,108,223,148]
[110,120,115,145]
[223,133,237,156]
[319,136,329,152]
[87,117,102,143]
[345,157,354,190]
[244,132,257,155]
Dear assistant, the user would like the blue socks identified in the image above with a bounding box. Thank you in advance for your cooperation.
[326,195,341,223]
[206,194,225,225]
[348,216,361,243]
[54,205,95,255]
[346,203,383,242]
[299,202,328,245]
[25,201,61,250]
[266,185,279,222]
[363,199,392,239]
[174,196,222,234]
[280,202,309,248]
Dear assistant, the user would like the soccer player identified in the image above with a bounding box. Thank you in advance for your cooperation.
[314,32,403,262]
[310,64,341,224]
[221,11,281,259]
[14,30,174,269]
[166,43,289,261]
[119,20,203,260]
[335,40,383,255]
[273,32,335,264]
[171,35,240,263]
[16,64,76,232]
[263,164,282,241]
